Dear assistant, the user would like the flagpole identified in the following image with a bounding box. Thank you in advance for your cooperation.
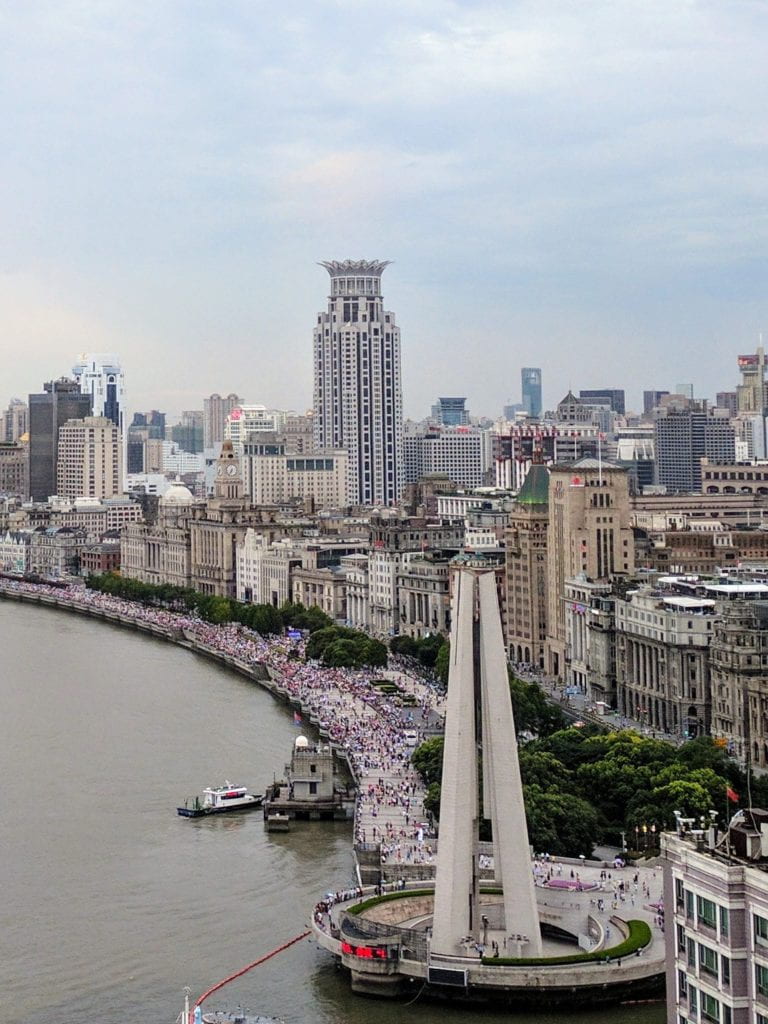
[598,432,603,487]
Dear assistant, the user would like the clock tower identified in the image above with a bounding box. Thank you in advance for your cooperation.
[214,439,243,501]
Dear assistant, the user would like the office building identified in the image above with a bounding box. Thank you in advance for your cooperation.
[28,378,92,501]
[579,388,625,415]
[505,462,550,669]
[203,393,241,450]
[0,442,28,497]
[654,408,736,492]
[170,410,204,453]
[225,405,289,454]
[521,367,542,418]
[242,435,348,510]
[644,390,670,417]
[72,354,126,488]
[402,424,493,489]
[56,416,123,500]
[737,348,768,414]
[1,399,28,442]
[313,259,403,506]
[546,460,634,678]
[430,397,469,426]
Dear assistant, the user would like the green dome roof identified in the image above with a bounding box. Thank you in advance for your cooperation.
[516,463,550,505]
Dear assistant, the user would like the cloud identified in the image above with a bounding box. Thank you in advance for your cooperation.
[0,0,766,416]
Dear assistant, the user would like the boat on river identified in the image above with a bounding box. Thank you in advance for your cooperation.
[177,782,264,817]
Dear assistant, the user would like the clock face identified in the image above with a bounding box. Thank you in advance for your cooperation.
[216,465,223,476]
[226,463,238,476]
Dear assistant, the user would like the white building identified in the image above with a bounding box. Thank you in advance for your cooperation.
[402,424,494,489]
[313,259,403,506]
[72,354,126,488]
[236,531,302,606]
[162,441,205,475]
[56,416,123,500]
[225,405,289,455]
[0,530,30,573]
[242,436,347,510]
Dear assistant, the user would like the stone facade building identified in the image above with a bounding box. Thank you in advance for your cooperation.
[505,462,549,668]
[546,460,634,679]
[396,554,452,638]
[28,526,87,578]
[614,584,715,738]
[710,600,768,768]
[0,442,28,497]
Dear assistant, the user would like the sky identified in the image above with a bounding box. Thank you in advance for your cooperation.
[1,0,766,421]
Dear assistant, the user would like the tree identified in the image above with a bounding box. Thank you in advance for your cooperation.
[435,641,450,685]
[524,784,600,857]
[412,737,444,787]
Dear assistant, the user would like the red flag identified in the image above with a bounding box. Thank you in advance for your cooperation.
[726,786,739,803]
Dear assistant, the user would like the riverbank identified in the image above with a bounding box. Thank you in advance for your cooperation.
[0,579,443,882]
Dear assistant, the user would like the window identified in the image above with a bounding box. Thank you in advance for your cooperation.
[721,955,730,987]
[700,992,719,1023]
[687,937,696,968]
[678,970,688,998]
[697,895,717,928]
[689,985,698,1015]
[757,963,768,997]
[720,906,729,938]
[756,914,768,947]
[676,879,685,908]
[698,943,717,977]
[686,889,694,919]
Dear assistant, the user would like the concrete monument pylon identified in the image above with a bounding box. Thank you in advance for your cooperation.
[431,567,542,958]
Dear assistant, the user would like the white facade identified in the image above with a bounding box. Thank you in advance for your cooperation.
[56,416,123,500]
[402,424,493,489]
[72,354,126,488]
[236,530,301,606]
[0,530,30,573]
[243,443,348,509]
[313,260,403,506]
[225,405,289,455]
[161,441,205,475]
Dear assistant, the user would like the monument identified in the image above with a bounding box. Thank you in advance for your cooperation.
[431,566,542,957]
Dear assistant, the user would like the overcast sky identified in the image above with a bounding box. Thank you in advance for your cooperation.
[1,1,766,420]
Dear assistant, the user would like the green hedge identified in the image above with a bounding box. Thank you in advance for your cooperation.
[346,889,434,915]
[345,891,652,968]
[482,919,652,967]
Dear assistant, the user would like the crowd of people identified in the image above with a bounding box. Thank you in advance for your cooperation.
[0,578,442,867]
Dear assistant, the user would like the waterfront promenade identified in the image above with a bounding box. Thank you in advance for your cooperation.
[0,579,444,879]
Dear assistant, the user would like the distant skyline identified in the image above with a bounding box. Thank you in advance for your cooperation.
[1,2,765,419]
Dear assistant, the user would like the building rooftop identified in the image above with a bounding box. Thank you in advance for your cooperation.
[515,463,550,505]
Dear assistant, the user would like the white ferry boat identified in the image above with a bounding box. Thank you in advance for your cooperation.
[177,782,264,817]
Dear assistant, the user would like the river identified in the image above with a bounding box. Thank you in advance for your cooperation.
[1,599,665,1024]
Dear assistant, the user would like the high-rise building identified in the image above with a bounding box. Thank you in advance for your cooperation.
[430,397,469,426]
[170,410,204,453]
[72,354,126,487]
[56,416,123,499]
[579,388,625,415]
[72,354,124,429]
[203,393,240,450]
[654,408,736,492]
[28,378,92,501]
[505,462,550,669]
[402,423,493,489]
[521,367,542,418]
[643,390,670,417]
[313,260,403,506]
[545,461,634,678]
[736,347,768,414]
[1,399,28,442]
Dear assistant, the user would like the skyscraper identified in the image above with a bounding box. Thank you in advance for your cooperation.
[57,416,122,499]
[72,354,126,488]
[313,260,403,506]
[28,378,92,500]
[521,367,542,418]
[203,393,240,450]
[654,407,736,492]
